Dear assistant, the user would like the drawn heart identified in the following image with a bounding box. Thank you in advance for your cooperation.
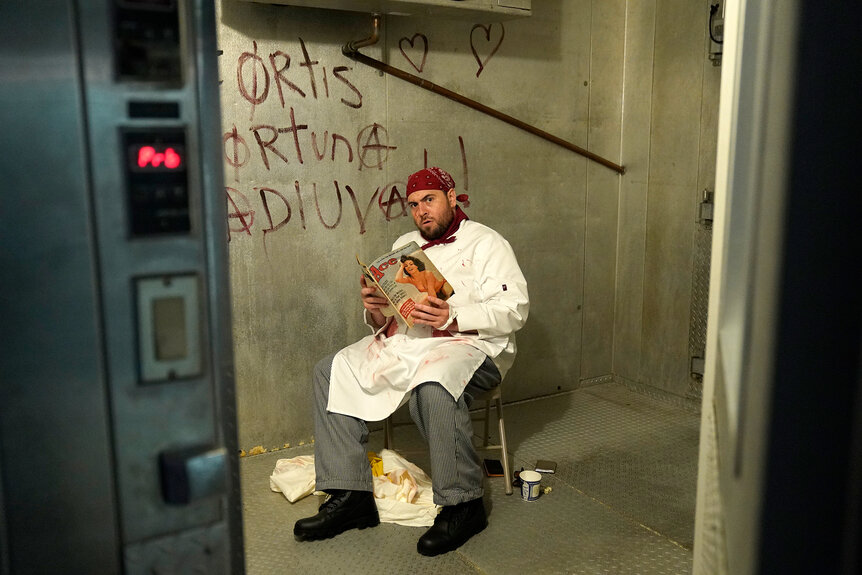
[399,33,428,73]
[470,23,505,77]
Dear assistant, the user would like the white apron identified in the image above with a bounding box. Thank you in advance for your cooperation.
[326,332,486,422]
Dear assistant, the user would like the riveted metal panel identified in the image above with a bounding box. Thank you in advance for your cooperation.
[241,382,697,574]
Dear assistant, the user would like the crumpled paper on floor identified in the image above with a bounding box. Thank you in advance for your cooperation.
[269,449,440,527]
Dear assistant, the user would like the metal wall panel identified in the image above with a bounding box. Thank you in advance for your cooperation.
[581,0,625,381]
[0,1,122,572]
[614,0,656,385]
[641,0,708,394]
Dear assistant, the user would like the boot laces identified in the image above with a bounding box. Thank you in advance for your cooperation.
[319,491,348,512]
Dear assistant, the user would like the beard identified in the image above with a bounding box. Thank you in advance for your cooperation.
[418,209,455,241]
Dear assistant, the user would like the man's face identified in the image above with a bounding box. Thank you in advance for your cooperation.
[407,188,457,241]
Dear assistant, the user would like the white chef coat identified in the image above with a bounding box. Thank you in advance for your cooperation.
[326,220,529,421]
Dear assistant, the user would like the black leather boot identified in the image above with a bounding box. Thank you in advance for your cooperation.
[416,497,487,556]
[293,489,380,542]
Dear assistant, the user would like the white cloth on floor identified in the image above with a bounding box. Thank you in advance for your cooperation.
[372,449,440,527]
[269,455,316,503]
[269,450,440,527]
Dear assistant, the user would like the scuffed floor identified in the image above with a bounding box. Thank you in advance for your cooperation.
[240,382,700,574]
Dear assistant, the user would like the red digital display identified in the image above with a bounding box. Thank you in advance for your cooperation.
[129,144,184,172]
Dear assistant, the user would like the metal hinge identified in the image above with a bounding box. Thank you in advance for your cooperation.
[691,356,706,376]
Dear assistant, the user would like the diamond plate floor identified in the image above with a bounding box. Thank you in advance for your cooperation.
[240,382,699,574]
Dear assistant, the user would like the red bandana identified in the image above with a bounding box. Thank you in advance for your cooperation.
[407,166,471,207]
[407,167,455,194]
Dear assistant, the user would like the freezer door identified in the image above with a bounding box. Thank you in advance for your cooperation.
[0,1,243,573]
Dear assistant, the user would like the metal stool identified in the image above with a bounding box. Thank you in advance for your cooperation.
[383,385,513,495]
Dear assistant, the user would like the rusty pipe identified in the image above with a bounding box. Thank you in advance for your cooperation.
[342,14,381,55]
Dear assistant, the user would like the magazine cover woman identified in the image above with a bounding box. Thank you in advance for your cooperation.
[396,255,449,300]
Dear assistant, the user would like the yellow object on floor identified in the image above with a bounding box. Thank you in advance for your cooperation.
[367,451,384,477]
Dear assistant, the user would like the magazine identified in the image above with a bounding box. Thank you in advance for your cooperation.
[357,241,454,328]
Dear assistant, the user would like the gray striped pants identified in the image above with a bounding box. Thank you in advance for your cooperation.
[312,351,501,506]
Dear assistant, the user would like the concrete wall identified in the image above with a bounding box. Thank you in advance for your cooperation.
[216,0,719,451]
[614,0,720,398]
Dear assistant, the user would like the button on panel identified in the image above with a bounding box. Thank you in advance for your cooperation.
[135,274,201,383]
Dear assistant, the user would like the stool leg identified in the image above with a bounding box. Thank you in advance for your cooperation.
[384,418,392,450]
[483,400,491,447]
[496,397,512,495]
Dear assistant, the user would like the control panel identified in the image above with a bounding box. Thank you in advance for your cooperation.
[1,1,241,572]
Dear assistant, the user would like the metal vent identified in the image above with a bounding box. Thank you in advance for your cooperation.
[236,0,531,20]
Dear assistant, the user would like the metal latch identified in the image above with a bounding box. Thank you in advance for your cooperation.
[699,189,714,224]
[159,445,228,505]
[691,356,706,377]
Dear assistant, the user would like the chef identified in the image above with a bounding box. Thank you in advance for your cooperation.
[294,166,529,557]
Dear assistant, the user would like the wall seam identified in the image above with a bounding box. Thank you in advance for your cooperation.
[612,0,631,380]
[639,0,658,385]
[579,0,594,385]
